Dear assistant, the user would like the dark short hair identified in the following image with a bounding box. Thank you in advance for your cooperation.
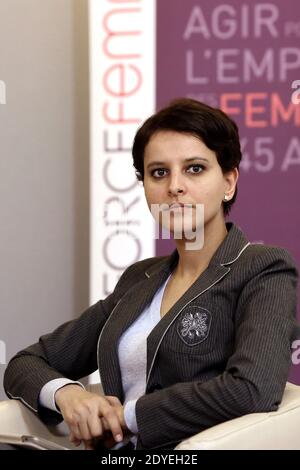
[132,98,242,215]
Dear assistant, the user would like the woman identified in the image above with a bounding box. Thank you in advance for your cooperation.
[4,99,299,450]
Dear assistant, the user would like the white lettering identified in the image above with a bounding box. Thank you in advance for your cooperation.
[186,50,209,84]
[183,4,279,40]
[150,204,204,250]
[241,4,250,38]
[239,137,300,173]
[254,4,279,38]
[217,49,239,84]
[100,455,135,467]
[244,49,274,82]
[284,21,300,37]
[292,340,300,365]
[254,137,274,172]
[281,138,300,171]
[280,48,300,81]
[291,79,300,105]
[183,6,210,40]
[187,49,300,85]
[212,5,237,39]
[0,340,6,365]
[0,80,6,104]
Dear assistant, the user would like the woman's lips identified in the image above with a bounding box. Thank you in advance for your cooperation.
[156,203,195,212]
[169,203,193,209]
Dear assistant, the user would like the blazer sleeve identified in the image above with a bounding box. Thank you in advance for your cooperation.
[135,248,300,449]
[3,264,135,423]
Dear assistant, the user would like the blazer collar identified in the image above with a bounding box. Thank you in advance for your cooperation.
[144,222,250,278]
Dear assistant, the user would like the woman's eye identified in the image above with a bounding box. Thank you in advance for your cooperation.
[187,164,204,174]
[152,168,167,178]
[151,165,204,178]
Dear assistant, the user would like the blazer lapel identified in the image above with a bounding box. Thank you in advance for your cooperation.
[97,264,173,400]
[145,222,250,384]
[146,263,230,382]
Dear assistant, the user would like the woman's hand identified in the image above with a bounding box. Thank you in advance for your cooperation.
[99,396,131,449]
[54,384,125,449]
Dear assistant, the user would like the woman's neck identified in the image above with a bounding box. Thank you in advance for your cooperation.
[173,217,228,280]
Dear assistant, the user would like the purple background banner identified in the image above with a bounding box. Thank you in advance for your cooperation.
[155,0,300,383]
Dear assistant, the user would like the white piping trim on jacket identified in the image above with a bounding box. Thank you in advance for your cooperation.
[221,242,251,266]
[96,296,126,391]
[145,268,230,387]
[6,391,38,413]
[145,242,251,277]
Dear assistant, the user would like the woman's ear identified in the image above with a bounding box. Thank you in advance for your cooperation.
[224,168,239,200]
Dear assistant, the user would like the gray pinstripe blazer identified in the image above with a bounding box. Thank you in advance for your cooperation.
[4,223,300,450]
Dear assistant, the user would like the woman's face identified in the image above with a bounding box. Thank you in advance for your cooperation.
[143,130,238,237]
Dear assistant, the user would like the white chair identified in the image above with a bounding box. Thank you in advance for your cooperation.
[175,382,300,450]
[0,399,73,450]
[0,384,102,450]
[1,382,300,450]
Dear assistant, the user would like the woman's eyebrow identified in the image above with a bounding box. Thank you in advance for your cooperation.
[146,157,209,170]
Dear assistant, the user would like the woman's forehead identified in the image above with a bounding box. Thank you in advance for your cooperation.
[144,131,216,162]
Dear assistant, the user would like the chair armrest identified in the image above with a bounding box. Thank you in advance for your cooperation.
[175,382,300,450]
[0,400,81,450]
[0,382,104,450]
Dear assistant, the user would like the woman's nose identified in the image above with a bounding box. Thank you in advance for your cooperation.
[168,172,186,196]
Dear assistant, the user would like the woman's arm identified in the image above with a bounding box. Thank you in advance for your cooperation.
[3,296,114,421]
[3,261,140,421]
